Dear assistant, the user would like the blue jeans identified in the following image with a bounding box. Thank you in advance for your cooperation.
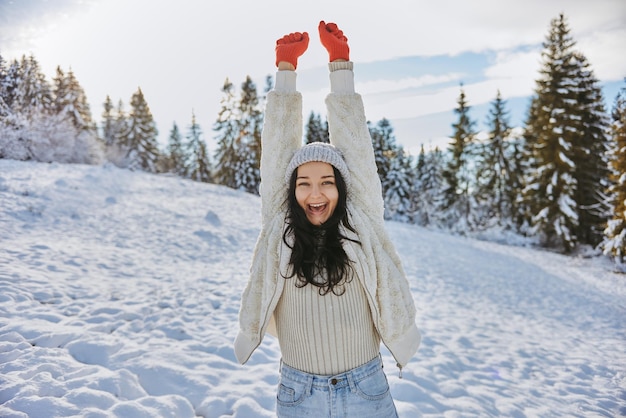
[276,355,399,418]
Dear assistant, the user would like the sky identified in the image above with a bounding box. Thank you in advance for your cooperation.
[1,158,625,417]
[1,0,625,153]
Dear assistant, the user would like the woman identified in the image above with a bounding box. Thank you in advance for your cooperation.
[234,21,420,417]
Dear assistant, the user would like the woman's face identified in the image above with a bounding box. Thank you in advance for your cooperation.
[295,161,339,225]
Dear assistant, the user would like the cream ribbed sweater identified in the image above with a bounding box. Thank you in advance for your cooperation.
[275,271,380,375]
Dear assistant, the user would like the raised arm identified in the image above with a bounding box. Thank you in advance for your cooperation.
[318,21,385,221]
[259,31,309,221]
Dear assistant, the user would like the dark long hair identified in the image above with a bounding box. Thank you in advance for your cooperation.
[282,166,360,295]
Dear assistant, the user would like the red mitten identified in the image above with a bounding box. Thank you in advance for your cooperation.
[318,21,349,62]
[275,32,309,69]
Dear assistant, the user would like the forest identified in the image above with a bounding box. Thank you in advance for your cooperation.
[1,13,625,262]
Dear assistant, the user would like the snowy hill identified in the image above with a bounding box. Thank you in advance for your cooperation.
[0,160,624,418]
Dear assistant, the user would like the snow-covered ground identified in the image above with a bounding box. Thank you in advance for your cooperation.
[0,159,624,418]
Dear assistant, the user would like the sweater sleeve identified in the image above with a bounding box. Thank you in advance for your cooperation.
[259,86,303,222]
[326,90,385,221]
[235,77,303,364]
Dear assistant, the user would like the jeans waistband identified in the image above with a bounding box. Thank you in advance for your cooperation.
[279,355,382,390]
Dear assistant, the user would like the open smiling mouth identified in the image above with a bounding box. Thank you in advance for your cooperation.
[308,203,328,214]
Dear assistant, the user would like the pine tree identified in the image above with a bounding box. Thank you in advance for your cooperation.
[237,76,263,194]
[101,95,116,146]
[384,148,414,222]
[113,99,128,145]
[0,56,100,164]
[58,68,95,132]
[370,118,394,189]
[126,87,159,172]
[305,111,329,143]
[213,79,240,188]
[474,90,520,229]
[569,52,610,246]
[602,82,626,263]
[184,111,211,182]
[442,85,476,229]
[522,13,609,252]
[0,54,11,119]
[103,98,130,166]
[165,122,186,175]
[369,118,412,220]
[52,67,69,115]
[53,67,102,163]
[159,122,182,177]
[0,58,21,158]
[1,58,20,115]
[411,145,446,226]
[410,145,427,225]
[508,133,526,229]
[14,54,53,115]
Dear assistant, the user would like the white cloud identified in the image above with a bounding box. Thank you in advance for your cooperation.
[484,48,542,84]
[355,73,465,96]
[577,26,626,81]
[362,83,461,121]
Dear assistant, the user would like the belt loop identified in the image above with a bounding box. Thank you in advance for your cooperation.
[347,368,357,393]
[306,375,314,396]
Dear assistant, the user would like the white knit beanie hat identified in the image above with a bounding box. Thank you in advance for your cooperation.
[285,142,351,187]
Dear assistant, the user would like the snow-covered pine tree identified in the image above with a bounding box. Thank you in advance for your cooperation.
[1,58,20,115]
[14,54,53,115]
[235,76,263,194]
[0,56,17,159]
[54,67,102,164]
[602,82,626,264]
[0,55,91,163]
[163,122,186,175]
[213,79,240,189]
[410,145,427,225]
[101,95,115,147]
[184,111,211,183]
[411,145,446,226]
[384,147,414,222]
[442,85,476,230]
[61,68,96,132]
[473,90,520,229]
[104,99,130,166]
[508,132,526,229]
[305,111,329,144]
[0,57,28,159]
[114,99,129,148]
[568,52,610,247]
[370,118,394,190]
[369,118,412,220]
[126,87,159,172]
[0,55,11,119]
[52,67,69,115]
[521,13,607,252]
[0,58,25,159]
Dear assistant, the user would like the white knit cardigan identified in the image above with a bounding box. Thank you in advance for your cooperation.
[234,88,421,369]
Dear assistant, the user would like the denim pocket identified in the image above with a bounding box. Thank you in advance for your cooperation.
[276,376,308,406]
[354,367,391,401]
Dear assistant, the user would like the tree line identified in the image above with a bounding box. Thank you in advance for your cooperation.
[1,14,625,263]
